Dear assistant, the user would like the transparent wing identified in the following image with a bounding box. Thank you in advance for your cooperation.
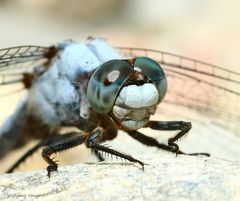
[117,47,240,133]
[0,45,49,70]
[0,45,54,126]
[0,45,52,95]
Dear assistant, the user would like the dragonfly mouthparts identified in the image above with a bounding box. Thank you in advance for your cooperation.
[111,82,159,130]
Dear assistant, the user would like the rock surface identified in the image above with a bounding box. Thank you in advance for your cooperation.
[0,155,239,201]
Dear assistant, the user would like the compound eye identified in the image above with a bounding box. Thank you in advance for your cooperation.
[134,57,167,102]
[87,60,133,114]
[134,57,165,81]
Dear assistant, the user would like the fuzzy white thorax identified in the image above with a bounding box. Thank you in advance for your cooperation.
[29,38,123,125]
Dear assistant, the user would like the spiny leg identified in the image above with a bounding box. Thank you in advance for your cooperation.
[92,121,118,162]
[146,121,210,156]
[85,129,145,170]
[42,133,85,177]
[6,132,80,173]
[127,130,185,154]
[127,130,209,156]
[93,150,104,161]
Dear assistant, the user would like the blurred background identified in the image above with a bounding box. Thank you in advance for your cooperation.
[0,0,239,173]
[0,0,240,69]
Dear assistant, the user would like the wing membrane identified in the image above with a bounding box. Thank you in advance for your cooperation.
[0,45,50,96]
[0,45,49,69]
[117,47,240,132]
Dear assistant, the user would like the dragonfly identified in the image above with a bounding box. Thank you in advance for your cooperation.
[0,37,239,177]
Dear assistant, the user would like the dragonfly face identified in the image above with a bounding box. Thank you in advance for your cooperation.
[87,57,167,130]
[0,37,239,175]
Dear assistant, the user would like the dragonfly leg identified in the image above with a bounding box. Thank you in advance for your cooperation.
[148,121,191,152]
[91,119,118,162]
[85,128,145,170]
[6,140,44,173]
[93,149,105,161]
[6,132,79,173]
[41,133,85,177]
[134,120,209,156]
[127,130,184,153]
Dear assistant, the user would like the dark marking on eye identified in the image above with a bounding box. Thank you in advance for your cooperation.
[103,95,110,103]
[104,78,112,86]
[96,87,100,100]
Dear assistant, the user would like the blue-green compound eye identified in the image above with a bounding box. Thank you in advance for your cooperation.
[134,57,167,103]
[87,60,133,114]
[87,57,168,114]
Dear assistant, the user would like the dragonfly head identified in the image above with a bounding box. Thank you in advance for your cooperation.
[87,57,167,130]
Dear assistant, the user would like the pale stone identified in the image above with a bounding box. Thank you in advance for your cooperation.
[0,155,239,201]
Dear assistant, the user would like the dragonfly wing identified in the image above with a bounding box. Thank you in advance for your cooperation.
[0,45,57,95]
[117,47,240,133]
[0,45,50,71]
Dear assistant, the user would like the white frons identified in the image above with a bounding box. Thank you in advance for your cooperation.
[116,83,159,108]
